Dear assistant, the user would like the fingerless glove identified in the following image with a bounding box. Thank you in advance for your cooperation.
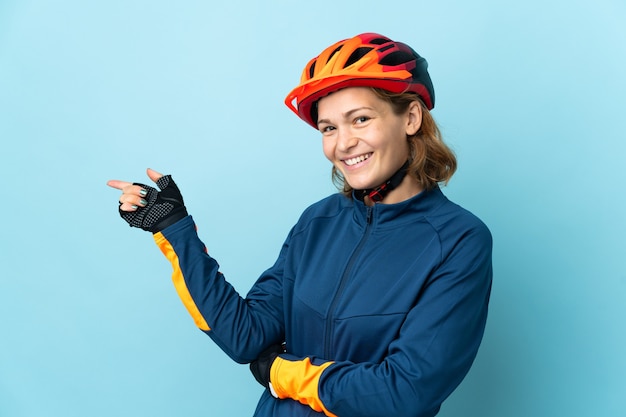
[119,175,188,233]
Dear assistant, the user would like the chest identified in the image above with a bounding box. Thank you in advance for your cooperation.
[282,216,442,360]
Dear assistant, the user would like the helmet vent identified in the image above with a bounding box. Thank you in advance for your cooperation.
[345,47,373,67]
[379,51,414,66]
[327,45,344,64]
[369,37,389,45]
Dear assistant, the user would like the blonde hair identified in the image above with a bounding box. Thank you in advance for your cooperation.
[331,88,457,196]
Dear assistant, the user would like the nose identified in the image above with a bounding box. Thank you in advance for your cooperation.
[336,128,358,153]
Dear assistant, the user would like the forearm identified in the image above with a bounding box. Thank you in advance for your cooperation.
[154,215,284,363]
[270,355,446,417]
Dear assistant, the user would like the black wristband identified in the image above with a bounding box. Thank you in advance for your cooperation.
[250,344,285,390]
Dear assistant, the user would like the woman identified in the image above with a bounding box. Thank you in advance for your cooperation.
[108,33,492,417]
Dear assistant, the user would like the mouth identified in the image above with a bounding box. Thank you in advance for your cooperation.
[342,153,372,167]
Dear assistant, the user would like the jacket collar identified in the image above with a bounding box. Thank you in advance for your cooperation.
[350,186,447,228]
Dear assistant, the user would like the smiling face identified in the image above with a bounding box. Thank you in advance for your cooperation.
[317,87,423,204]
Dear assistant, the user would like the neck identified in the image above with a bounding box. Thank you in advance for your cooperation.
[364,175,423,206]
[357,161,422,205]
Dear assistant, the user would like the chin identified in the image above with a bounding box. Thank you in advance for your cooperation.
[342,167,387,190]
[345,179,377,191]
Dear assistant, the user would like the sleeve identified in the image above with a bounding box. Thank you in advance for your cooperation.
[268,223,493,417]
[153,215,289,364]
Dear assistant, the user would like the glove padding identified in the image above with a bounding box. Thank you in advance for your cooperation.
[250,343,285,392]
[119,175,188,233]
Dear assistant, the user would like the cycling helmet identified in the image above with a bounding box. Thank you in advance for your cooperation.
[285,32,435,129]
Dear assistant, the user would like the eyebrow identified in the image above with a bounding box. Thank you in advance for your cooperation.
[317,106,374,127]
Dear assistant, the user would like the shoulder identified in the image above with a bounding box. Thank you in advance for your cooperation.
[300,193,351,217]
[292,193,352,232]
[426,191,493,250]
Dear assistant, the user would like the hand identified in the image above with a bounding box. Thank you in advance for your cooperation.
[250,343,286,394]
[107,168,188,233]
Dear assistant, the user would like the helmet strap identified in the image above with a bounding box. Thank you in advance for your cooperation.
[355,161,410,203]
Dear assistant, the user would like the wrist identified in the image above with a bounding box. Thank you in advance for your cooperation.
[150,208,188,233]
[269,356,335,415]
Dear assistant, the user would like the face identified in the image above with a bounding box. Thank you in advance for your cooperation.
[317,87,422,201]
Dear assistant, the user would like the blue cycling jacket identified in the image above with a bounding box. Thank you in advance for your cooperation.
[153,187,492,417]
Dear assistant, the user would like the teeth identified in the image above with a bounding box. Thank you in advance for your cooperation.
[344,153,371,166]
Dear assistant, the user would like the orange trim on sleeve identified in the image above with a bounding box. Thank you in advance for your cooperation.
[153,232,211,331]
[270,357,337,417]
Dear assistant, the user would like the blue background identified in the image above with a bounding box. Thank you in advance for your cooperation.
[1,1,624,416]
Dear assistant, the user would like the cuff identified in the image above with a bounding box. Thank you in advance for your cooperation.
[270,356,337,417]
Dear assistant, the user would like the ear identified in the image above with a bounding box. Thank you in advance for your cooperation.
[405,101,422,136]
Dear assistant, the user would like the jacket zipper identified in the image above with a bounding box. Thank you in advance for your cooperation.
[324,206,374,358]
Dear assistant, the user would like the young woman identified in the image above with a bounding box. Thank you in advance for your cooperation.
[108,33,492,417]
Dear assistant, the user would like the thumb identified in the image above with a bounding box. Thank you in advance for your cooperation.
[146,168,164,183]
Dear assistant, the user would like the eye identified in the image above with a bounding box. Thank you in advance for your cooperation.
[354,115,370,124]
[319,125,335,134]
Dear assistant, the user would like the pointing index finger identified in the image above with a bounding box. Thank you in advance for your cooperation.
[106,179,133,190]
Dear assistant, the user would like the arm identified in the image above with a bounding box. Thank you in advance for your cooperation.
[263,223,493,417]
[108,169,286,363]
[154,215,287,363]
